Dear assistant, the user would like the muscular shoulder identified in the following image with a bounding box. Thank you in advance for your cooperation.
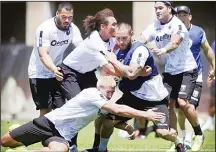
[36,17,56,32]
[81,88,105,100]
[71,22,81,33]
[171,16,186,29]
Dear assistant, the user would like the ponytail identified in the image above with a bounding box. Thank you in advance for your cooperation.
[83,15,96,35]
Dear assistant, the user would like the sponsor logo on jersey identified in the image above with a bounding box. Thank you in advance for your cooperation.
[155,34,171,42]
[51,39,69,46]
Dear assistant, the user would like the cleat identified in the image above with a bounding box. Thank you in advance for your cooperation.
[191,135,205,151]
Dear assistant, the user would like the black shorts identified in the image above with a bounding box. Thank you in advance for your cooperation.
[107,92,169,129]
[189,82,202,108]
[162,68,198,100]
[29,78,65,110]
[57,63,98,100]
[9,116,70,147]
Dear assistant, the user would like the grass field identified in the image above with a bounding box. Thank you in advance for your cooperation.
[1,120,215,152]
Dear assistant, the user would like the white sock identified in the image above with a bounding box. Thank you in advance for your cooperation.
[181,130,186,139]
[98,138,109,152]
[174,136,183,146]
[185,131,193,143]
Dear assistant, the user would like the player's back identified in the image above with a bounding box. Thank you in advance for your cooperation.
[44,88,106,140]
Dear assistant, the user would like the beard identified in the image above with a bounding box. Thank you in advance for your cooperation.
[120,43,131,51]
[56,17,68,30]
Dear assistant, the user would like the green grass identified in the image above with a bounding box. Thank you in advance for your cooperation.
[1,120,215,152]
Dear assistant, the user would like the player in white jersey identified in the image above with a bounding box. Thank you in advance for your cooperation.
[174,6,215,151]
[1,76,165,152]
[54,8,118,148]
[56,8,118,104]
[140,1,204,151]
[28,2,83,117]
[88,23,186,152]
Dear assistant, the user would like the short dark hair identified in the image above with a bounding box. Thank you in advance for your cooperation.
[57,2,74,12]
[116,23,133,36]
[155,1,176,14]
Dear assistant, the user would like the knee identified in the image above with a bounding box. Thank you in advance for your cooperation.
[1,134,10,147]
[156,129,177,139]
[156,129,168,138]
[178,98,187,108]
[49,142,68,152]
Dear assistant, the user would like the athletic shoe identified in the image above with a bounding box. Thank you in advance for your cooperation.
[191,135,205,151]
[176,143,187,152]
[135,134,146,139]
[69,144,78,152]
[166,143,186,152]
[83,147,108,152]
[184,140,192,150]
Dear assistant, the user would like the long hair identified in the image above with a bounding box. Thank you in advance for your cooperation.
[83,8,114,35]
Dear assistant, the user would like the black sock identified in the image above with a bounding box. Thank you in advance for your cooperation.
[193,125,203,135]
[71,133,78,146]
[139,128,146,135]
[93,133,100,148]
[139,120,149,136]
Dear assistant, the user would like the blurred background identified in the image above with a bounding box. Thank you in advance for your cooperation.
[1,1,215,120]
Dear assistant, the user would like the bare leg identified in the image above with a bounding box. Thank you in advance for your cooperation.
[178,99,200,128]
[156,128,177,142]
[1,132,24,148]
[40,108,52,117]
[99,119,121,151]
[115,122,135,139]
[168,99,177,130]
[208,96,215,117]
[34,141,68,152]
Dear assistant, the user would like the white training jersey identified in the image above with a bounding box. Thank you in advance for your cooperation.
[45,88,107,141]
[125,46,169,101]
[28,17,83,78]
[63,31,116,74]
[141,16,197,75]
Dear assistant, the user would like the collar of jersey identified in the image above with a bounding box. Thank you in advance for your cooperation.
[160,15,174,25]
[187,24,193,31]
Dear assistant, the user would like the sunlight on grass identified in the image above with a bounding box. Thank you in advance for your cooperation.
[1,120,215,152]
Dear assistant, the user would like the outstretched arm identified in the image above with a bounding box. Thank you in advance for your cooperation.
[101,102,165,121]
[201,41,215,80]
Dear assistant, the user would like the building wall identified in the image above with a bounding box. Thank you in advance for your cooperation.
[1,2,26,44]
[56,1,133,39]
